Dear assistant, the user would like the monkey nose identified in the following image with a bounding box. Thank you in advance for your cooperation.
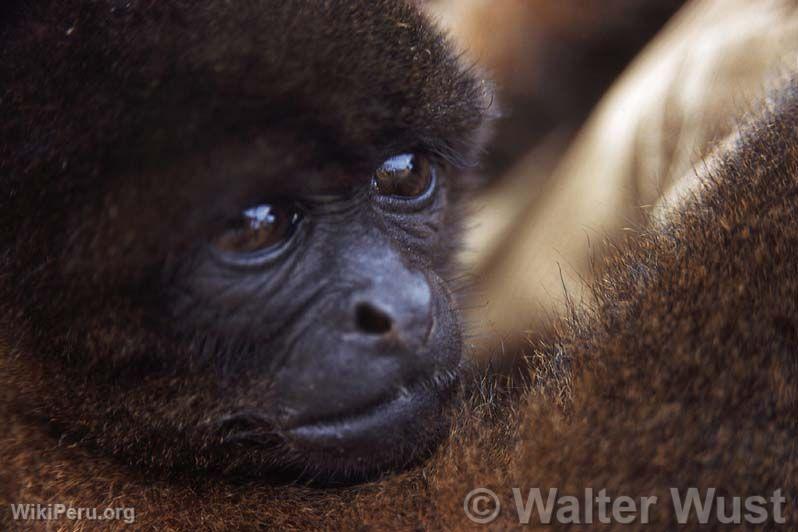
[354,302,394,334]
[349,273,433,346]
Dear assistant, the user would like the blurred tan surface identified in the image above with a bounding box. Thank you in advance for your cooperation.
[459,0,798,353]
[426,0,682,176]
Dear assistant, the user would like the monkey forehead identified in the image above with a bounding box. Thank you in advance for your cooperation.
[3,0,494,178]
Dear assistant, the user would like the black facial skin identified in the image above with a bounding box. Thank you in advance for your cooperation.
[0,1,492,483]
[173,155,462,472]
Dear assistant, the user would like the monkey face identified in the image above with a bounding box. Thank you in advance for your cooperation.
[165,153,464,478]
[0,0,492,482]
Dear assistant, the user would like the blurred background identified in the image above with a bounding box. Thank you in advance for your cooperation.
[428,0,684,178]
[422,0,798,356]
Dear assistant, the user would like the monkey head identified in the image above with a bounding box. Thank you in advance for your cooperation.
[0,1,492,482]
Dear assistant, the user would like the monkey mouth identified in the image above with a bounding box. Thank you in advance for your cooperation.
[284,369,459,460]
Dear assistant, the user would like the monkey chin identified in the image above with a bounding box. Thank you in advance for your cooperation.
[279,369,459,484]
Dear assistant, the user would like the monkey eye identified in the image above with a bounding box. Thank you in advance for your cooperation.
[212,203,302,257]
[372,154,435,199]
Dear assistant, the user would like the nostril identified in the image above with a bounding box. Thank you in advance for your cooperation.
[355,302,393,335]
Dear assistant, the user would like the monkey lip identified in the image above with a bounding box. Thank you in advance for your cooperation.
[284,370,458,453]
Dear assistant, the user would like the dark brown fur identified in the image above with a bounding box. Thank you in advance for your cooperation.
[0,0,492,483]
